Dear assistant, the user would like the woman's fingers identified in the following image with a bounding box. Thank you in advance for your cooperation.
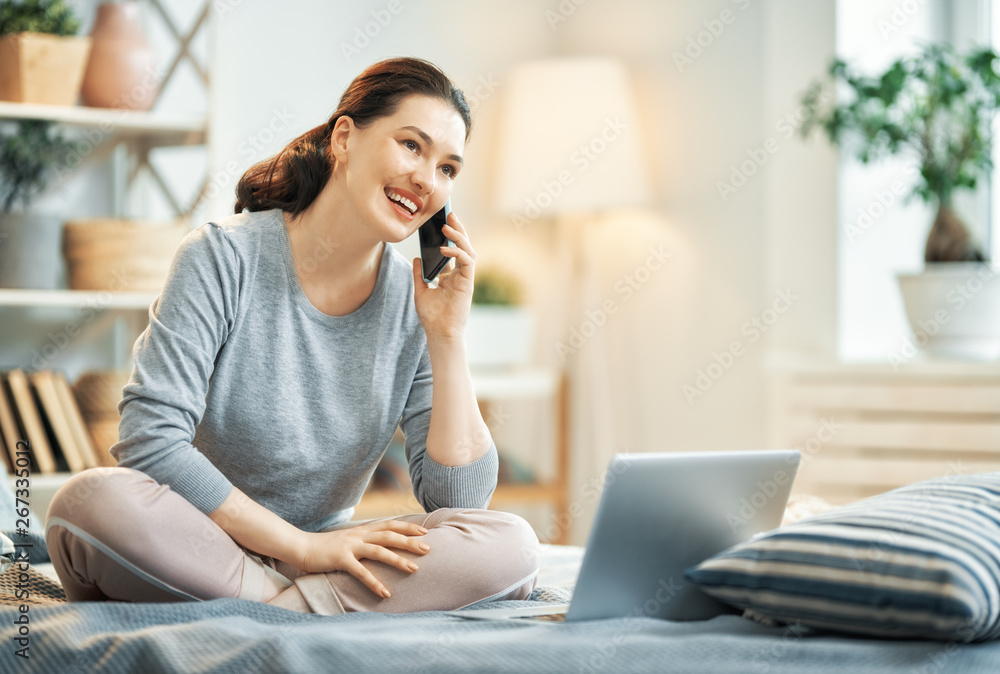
[360,543,420,574]
[347,558,392,598]
[370,520,428,537]
[439,244,474,267]
[367,529,431,554]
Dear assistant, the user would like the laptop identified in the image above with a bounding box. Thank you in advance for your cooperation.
[446,449,801,622]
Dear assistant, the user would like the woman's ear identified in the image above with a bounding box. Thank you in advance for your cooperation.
[330,115,354,165]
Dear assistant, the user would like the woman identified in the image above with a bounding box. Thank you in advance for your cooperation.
[44,57,541,615]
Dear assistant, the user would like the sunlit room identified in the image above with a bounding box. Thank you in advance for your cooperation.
[1,0,1000,670]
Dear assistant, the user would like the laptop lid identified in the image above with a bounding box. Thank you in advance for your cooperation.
[565,449,801,622]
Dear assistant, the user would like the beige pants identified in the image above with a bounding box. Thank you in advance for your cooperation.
[44,467,540,615]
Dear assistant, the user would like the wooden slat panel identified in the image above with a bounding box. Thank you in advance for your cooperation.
[790,383,1000,414]
[789,418,1000,453]
[796,457,1000,489]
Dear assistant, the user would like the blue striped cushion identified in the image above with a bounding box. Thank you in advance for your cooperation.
[685,472,1000,642]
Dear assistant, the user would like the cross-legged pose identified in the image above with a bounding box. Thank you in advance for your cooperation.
[45,57,541,614]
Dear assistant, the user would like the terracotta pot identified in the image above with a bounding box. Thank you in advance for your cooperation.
[80,2,158,110]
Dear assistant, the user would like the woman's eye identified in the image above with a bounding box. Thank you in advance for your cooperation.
[441,165,455,178]
[403,140,418,152]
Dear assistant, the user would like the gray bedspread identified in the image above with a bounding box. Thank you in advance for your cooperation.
[3,591,1000,673]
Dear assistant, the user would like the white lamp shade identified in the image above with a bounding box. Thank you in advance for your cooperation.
[493,57,651,218]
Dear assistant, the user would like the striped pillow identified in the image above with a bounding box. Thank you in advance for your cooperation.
[685,472,1000,642]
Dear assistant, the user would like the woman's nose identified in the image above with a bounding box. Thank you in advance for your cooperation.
[411,164,436,199]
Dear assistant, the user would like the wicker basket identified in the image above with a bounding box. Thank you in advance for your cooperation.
[73,370,131,466]
[63,218,190,292]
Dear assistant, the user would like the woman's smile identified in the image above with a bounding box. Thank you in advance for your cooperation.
[385,186,422,221]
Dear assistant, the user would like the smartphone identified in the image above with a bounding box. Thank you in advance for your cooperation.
[418,200,454,283]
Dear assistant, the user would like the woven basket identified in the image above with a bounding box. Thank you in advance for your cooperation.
[63,218,189,292]
[73,370,130,466]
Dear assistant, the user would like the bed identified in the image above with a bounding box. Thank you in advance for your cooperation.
[3,536,1000,674]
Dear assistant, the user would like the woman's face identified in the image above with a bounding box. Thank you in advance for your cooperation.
[335,93,466,242]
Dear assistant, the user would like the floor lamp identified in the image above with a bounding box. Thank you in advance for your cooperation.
[492,57,652,544]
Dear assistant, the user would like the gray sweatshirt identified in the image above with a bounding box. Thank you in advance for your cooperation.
[111,207,498,533]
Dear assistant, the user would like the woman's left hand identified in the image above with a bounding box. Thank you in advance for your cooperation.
[412,210,476,342]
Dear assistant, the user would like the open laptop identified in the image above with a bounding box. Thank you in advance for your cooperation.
[446,449,801,622]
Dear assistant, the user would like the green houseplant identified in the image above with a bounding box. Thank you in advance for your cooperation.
[0,0,90,105]
[0,118,78,289]
[467,266,535,369]
[800,43,997,262]
[800,43,1000,359]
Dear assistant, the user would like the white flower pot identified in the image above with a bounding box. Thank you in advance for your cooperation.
[896,263,1000,360]
[465,305,535,369]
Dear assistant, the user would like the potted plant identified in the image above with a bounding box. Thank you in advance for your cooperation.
[466,265,535,369]
[0,118,76,289]
[0,0,91,105]
[801,43,1000,359]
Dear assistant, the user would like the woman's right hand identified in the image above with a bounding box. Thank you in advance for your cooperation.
[295,520,431,598]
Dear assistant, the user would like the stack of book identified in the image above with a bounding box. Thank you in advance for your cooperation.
[0,369,117,475]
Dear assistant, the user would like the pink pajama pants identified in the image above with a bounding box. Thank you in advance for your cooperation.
[43,467,540,614]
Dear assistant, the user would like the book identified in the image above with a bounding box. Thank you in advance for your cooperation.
[5,369,57,473]
[0,373,20,474]
[0,373,33,474]
[30,370,86,473]
[52,371,104,469]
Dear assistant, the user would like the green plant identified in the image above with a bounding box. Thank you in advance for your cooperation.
[0,119,76,213]
[472,266,523,306]
[0,0,80,36]
[800,42,1000,262]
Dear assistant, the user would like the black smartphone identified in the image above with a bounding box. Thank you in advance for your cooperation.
[418,200,454,283]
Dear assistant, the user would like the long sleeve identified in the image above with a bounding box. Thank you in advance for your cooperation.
[110,223,239,515]
[400,336,499,511]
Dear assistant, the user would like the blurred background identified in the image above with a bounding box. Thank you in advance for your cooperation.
[2,0,999,546]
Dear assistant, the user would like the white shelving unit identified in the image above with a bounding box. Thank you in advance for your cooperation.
[0,1,212,376]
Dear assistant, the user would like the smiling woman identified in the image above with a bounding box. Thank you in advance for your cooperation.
[42,57,541,617]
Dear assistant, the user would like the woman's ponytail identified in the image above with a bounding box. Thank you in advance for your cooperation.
[233,121,334,215]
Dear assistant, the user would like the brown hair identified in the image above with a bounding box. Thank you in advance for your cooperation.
[234,57,472,215]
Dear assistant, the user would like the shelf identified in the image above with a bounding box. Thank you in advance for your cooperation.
[470,367,559,398]
[0,101,206,146]
[764,351,1000,377]
[356,483,566,519]
[0,289,158,310]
